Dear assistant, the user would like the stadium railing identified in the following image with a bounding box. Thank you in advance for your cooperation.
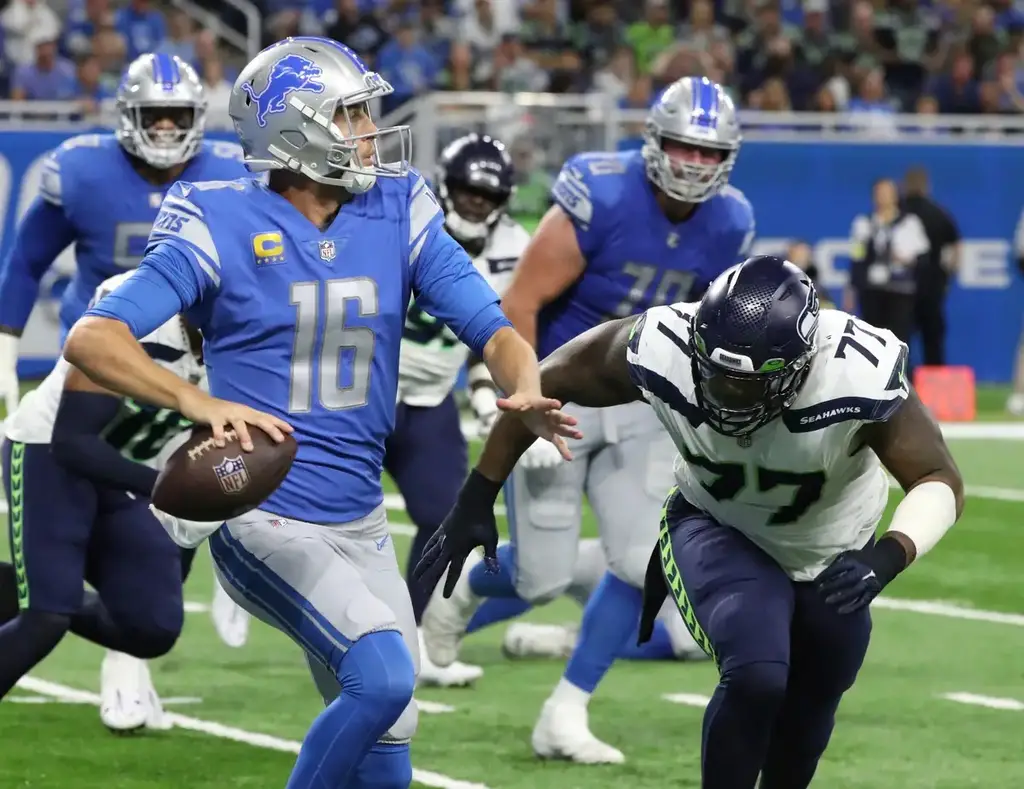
[0,94,1020,383]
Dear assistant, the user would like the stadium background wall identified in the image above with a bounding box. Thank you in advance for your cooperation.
[2,130,1021,382]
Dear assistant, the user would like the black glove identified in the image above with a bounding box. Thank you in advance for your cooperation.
[413,469,503,599]
[815,537,908,615]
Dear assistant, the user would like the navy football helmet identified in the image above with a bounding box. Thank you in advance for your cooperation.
[436,133,515,254]
[691,256,820,436]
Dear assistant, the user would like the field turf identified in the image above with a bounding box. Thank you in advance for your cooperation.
[1,386,1022,788]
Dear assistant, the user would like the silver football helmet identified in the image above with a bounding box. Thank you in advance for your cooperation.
[116,53,207,169]
[229,37,411,194]
[642,76,741,204]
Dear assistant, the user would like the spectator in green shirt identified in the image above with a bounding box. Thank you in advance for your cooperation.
[626,0,676,74]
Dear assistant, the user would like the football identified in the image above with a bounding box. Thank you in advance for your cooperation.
[152,425,297,522]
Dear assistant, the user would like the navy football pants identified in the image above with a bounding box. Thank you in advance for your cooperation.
[384,394,467,623]
[652,488,871,789]
[1,439,183,646]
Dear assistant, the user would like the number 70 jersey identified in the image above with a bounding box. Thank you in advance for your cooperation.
[626,303,910,581]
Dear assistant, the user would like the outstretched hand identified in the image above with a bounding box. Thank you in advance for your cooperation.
[496,393,582,461]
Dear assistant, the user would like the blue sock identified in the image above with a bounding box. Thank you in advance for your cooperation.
[563,572,642,694]
[468,543,517,597]
[617,620,676,661]
[285,631,414,789]
[351,742,412,789]
[466,597,533,634]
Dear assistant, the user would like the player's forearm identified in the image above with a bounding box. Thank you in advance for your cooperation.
[64,317,196,413]
[537,320,642,409]
[883,478,962,566]
[481,326,543,397]
[502,299,538,348]
[476,409,541,483]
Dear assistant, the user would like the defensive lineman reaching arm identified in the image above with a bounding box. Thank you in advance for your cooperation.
[416,304,964,602]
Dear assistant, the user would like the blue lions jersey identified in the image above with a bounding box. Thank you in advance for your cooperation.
[0,134,249,336]
[539,149,755,359]
[86,172,507,524]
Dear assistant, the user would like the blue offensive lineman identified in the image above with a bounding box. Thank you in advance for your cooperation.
[64,38,577,789]
[418,76,755,763]
[420,255,964,789]
[0,52,249,412]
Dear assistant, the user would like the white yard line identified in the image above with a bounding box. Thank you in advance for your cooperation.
[872,597,1024,627]
[940,692,1024,711]
[16,677,486,789]
[662,693,711,708]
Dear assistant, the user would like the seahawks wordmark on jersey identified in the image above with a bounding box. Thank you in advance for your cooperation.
[4,272,203,469]
[397,216,529,407]
[626,304,910,581]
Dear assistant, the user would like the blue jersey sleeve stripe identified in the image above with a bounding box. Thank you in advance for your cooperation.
[38,157,61,206]
[409,231,429,266]
[161,193,205,220]
[408,183,442,253]
[148,234,221,287]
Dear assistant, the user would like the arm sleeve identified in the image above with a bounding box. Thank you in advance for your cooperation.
[407,174,512,356]
[51,390,159,497]
[0,198,77,330]
[85,247,203,338]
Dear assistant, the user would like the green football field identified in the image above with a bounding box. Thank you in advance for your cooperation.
[1,388,1023,788]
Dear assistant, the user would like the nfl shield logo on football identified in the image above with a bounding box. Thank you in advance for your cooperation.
[213,456,250,495]
[318,239,336,262]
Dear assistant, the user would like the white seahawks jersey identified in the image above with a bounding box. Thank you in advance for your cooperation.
[397,216,530,407]
[5,272,204,470]
[626,303,910,581]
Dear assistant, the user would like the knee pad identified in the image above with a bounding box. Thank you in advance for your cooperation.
[722,661,789,714]
[514,571,573,606]
[342,630,416,737]
[605,543,653,590]
[381,699,419,744]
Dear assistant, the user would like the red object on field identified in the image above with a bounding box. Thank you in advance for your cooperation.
[913,366,976,422]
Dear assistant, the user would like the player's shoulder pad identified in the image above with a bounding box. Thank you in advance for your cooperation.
[200,139,245,162]
[625,302,703,422]
[492,214,531,255]
[715,184,756,257]
[785,309,910,432]
[40,133,115,207]
[196,140,251,178]
[550,151,630,230]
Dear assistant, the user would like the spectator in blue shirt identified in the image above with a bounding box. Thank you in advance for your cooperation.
[376,18,441,113]
[115,0,166,61]
[154,9,197,69]
[11,37,78,100]
[63,0,115,59]
[76,52,114,109]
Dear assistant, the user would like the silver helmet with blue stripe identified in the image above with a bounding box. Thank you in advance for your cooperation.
[116,53,207,169]
[642,76,741,204]
[228,37,411,194]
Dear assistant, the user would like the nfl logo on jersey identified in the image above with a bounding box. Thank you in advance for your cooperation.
[318,239,336,262]
[213,456,250,494]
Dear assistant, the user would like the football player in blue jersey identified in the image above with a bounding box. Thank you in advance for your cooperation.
[0,52,248,405]
[419,76,756,763]
[0,50,255,709]
[63,37,576,789]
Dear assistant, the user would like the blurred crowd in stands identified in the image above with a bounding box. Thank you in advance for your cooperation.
[1,0,1023,120]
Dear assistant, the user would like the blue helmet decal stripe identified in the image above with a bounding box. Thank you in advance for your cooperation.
[152,53,180,90]
[690,77,719,130]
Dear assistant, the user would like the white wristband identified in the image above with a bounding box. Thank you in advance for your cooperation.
[886,480,958,558]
